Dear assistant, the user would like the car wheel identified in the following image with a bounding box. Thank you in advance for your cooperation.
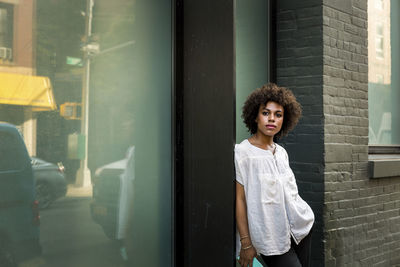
[0,240,17,267]
[36,182,53,209]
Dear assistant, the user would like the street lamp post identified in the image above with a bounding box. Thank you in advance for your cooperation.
[76,0,94,187]
[75,0,135,187]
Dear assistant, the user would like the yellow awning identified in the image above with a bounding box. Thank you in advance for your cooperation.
[0,72,57,111]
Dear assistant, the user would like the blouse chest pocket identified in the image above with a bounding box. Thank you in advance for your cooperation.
[258,173,280,204]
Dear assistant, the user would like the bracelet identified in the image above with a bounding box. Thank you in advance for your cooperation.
[241,244,253,250]
[240,235,249,241]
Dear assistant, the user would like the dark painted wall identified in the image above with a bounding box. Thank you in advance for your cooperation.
[275,0,325,266]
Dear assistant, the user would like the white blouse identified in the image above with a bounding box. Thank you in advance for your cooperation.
[235,139,314,257]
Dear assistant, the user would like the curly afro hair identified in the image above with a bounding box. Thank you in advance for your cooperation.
[242,83,302,139]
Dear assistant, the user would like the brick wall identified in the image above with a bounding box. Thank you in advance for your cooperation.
[277,0,400,266]
[323,0,400,266]
[276,0,325,266]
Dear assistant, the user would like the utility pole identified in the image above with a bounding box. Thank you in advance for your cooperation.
[76,0,95,187]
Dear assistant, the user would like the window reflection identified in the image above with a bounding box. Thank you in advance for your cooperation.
[375,0,384,10]
[0,0,171,266]
[0,3,13,59]
[375,22,384,58]
[368,0,399,145]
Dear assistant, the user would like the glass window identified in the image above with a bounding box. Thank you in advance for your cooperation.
[376,0,384,10]
[235,0,271,142]
[376,74,384,83]
[368,0,400,145]
[375,36,384,58]
[375,22,384,58]
[0,3,13,60]
[0,0,172,266]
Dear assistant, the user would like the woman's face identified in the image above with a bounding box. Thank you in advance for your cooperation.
[255,101,284,138]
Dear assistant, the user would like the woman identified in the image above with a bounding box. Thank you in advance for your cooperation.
[235,83,314,267]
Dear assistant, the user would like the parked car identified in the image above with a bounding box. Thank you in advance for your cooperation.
[31,157,67,209]
[0,123,41,266]
[91,159,124,240]
[90,146,135,240]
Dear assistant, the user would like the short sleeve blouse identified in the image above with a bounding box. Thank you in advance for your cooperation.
[235,139,314,256]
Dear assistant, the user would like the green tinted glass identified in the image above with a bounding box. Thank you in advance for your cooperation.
[0,0,172,266]
[368,0,400,145]
[235,0,270,143]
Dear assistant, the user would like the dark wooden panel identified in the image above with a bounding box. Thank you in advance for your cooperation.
[179,1,236,266]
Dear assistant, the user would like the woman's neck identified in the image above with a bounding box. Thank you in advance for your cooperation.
[248,132,275,151]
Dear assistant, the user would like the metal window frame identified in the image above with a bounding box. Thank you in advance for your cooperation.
[369,145,400,154]
[172,0,183,266]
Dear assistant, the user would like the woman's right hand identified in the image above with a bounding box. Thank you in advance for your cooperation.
[238,246,257,267]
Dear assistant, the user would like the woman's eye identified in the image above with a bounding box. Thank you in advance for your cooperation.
[262,111,269,116]
[276,113,282,118]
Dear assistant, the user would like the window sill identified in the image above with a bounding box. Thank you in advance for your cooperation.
[368,154,400,178]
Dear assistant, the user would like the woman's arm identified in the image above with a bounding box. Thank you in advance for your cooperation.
[236,182,257,267]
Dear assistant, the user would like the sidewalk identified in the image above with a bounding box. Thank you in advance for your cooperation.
[66,184,92,197]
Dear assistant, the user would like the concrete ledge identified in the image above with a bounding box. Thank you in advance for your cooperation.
[369,154,400,178]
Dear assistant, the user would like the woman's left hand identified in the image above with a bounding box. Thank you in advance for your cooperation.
[238,246,257,267]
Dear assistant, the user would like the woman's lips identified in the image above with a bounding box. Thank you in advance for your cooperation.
[266,125,276,129]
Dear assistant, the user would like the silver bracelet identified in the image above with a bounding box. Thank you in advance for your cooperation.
[241,244,253,250]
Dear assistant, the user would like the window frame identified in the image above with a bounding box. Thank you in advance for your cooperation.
[369,145,400,154]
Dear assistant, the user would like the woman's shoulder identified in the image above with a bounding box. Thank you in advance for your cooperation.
[234,139,251,158]
[235,139,250,151]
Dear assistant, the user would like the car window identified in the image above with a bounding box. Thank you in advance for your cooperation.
[0,131,28,171]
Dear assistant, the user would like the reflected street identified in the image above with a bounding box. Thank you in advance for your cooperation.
[22,187,125,267]
[1,1,172,265]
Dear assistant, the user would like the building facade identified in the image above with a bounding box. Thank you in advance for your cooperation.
[176,0,400,266]
[270,0,399,265]
[0,0,56,156]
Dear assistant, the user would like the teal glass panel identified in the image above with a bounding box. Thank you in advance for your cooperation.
[90,1,172,266]
[0,0,171,266]
[235,0,270,143]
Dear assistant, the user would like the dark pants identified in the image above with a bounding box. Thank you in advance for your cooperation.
[260,230,312,267]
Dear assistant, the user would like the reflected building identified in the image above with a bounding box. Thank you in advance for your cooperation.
[368,0,391,85]
[368,0,399,144]
[0,0,56,156]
